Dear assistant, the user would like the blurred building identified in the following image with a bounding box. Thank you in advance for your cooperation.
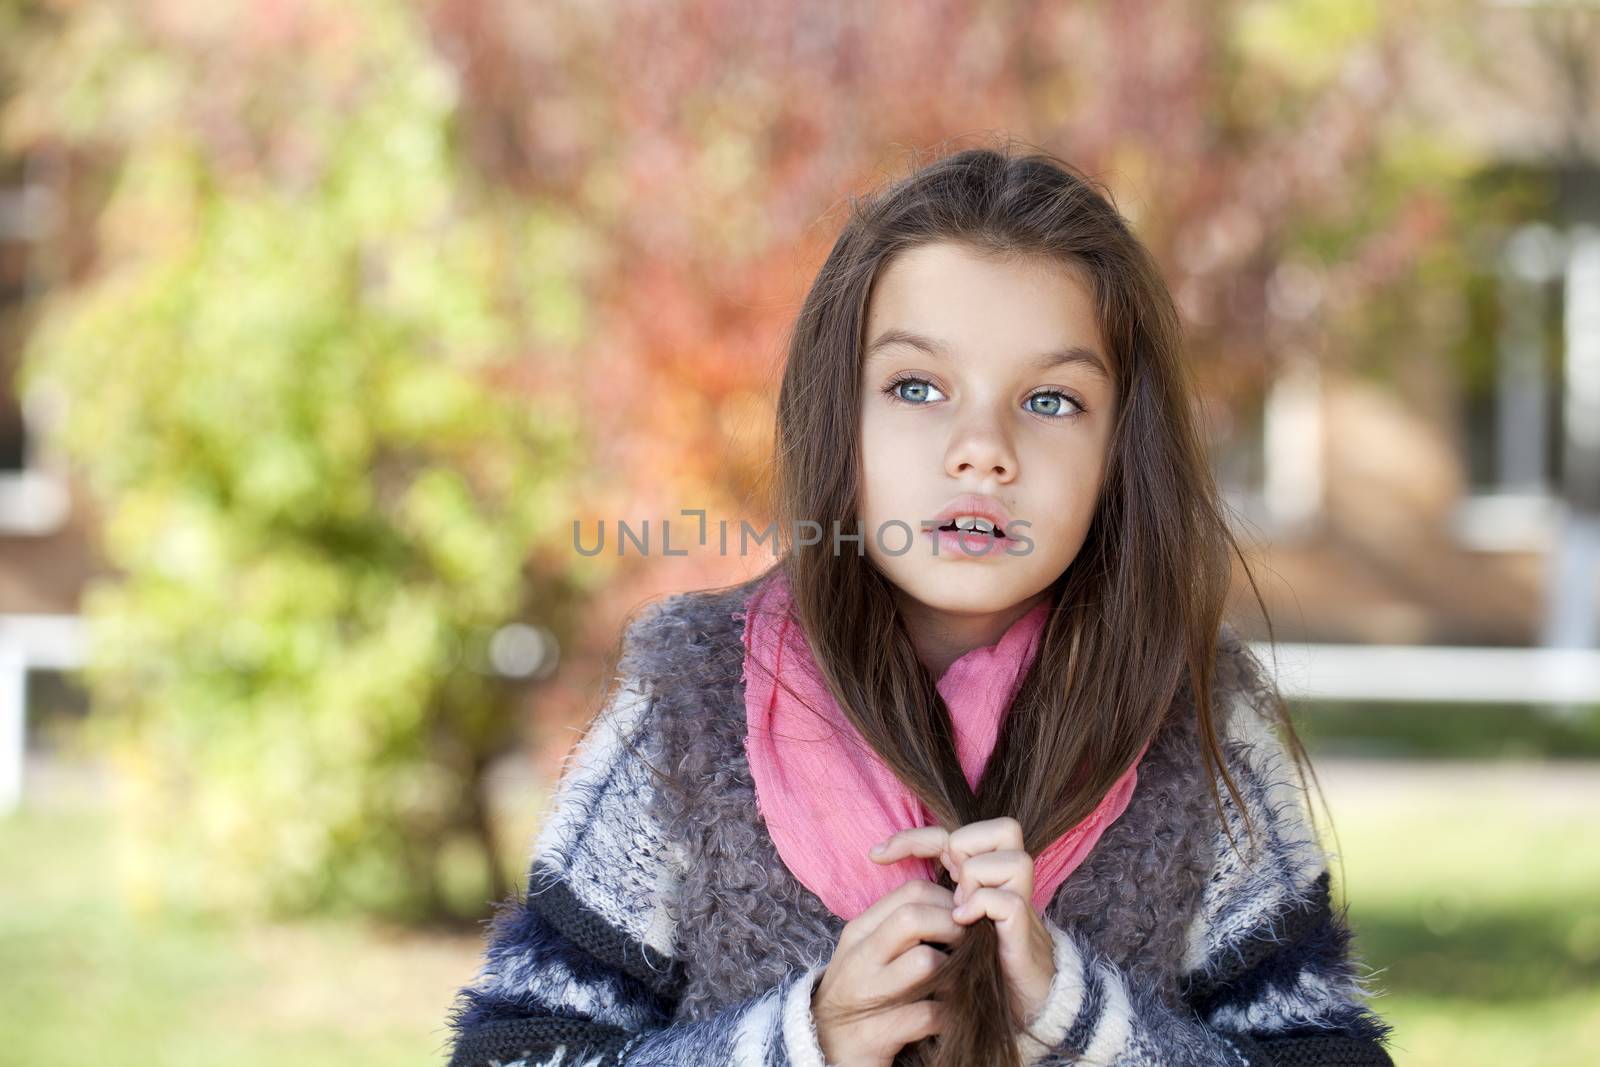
[0,153,91,612]
[1211,6,1598,649]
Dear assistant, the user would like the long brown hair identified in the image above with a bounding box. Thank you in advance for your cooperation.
[754,139,1334,1067]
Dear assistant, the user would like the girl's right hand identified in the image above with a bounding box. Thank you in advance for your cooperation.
[810,878,970,1067]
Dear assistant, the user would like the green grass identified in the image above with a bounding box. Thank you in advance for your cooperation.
[0,786,483,1067]
[1297,699,1600,759]
[1313,763,1600,1066]
[3,753,1597,1065]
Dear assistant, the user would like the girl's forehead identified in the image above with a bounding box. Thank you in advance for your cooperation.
[870,243,1096,315]
[864,248,1110,377]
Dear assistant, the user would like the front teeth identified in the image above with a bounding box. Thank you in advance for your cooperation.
[953,516,997,534]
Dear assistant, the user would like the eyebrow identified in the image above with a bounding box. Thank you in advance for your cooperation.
[864,328,1112,383]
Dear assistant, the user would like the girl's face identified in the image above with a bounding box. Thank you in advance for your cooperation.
[858,241,1118,627]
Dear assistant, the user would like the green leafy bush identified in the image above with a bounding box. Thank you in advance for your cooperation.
[14,0,586,922]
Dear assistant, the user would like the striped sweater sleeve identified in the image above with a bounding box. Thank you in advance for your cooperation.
[1014,690,1397,1067]
[443,670,836,1067]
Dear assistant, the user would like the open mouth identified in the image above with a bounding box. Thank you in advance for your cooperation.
[936,521,1007,539]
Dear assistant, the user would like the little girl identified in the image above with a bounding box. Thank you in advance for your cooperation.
[444,144,1398,1067]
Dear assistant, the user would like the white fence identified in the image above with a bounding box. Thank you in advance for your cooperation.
[1,613,86,813]
[1252,640,1600,705]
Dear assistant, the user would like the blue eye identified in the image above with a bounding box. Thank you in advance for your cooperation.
[1025,390,1086,418]
[883,375,946,404]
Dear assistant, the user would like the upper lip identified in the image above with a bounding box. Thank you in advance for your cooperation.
[930,494,1014,537]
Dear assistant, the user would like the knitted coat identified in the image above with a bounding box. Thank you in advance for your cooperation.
[444,577,1398,1067]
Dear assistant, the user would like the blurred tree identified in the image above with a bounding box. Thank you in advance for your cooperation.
[3,0,591,923]
[427,0,1466,503]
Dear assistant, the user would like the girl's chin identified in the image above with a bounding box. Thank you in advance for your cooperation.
[882,568,1036,608]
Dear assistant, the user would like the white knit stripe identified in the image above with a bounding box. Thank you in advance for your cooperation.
[779,964,831,1067]
[561,783,683,959]
[1180,686,1330,976]
[1206,964,1364,1034]
[1221,689,1325,891]
[480,945,656,1031]
[498,1045,616,1067]
[534,677,654,854]
[1017,918,1090,1066]
[1078,961,1135,1066]
[730,987,781,1067]
[1202,787,1298,955]
[556,1047,612,1067]
[529,675,684,963]
[1179,893,1211,977]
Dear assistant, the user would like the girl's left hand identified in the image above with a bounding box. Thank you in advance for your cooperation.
[868,817,1056,1027]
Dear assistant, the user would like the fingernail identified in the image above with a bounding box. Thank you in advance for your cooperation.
[869,842,885,855]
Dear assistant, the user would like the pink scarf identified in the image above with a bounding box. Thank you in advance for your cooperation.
[739,569,1149,921]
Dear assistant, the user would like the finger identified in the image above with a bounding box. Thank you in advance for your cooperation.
[870,826,964,883]
[883,941,949,993]
[949,848,1035,909]
[883,999,945,1047]
[862,898,965,969]
[950,886,1032,938]
[841,879,954,953]
[868,825,950,867]
[946,816,1025,871]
